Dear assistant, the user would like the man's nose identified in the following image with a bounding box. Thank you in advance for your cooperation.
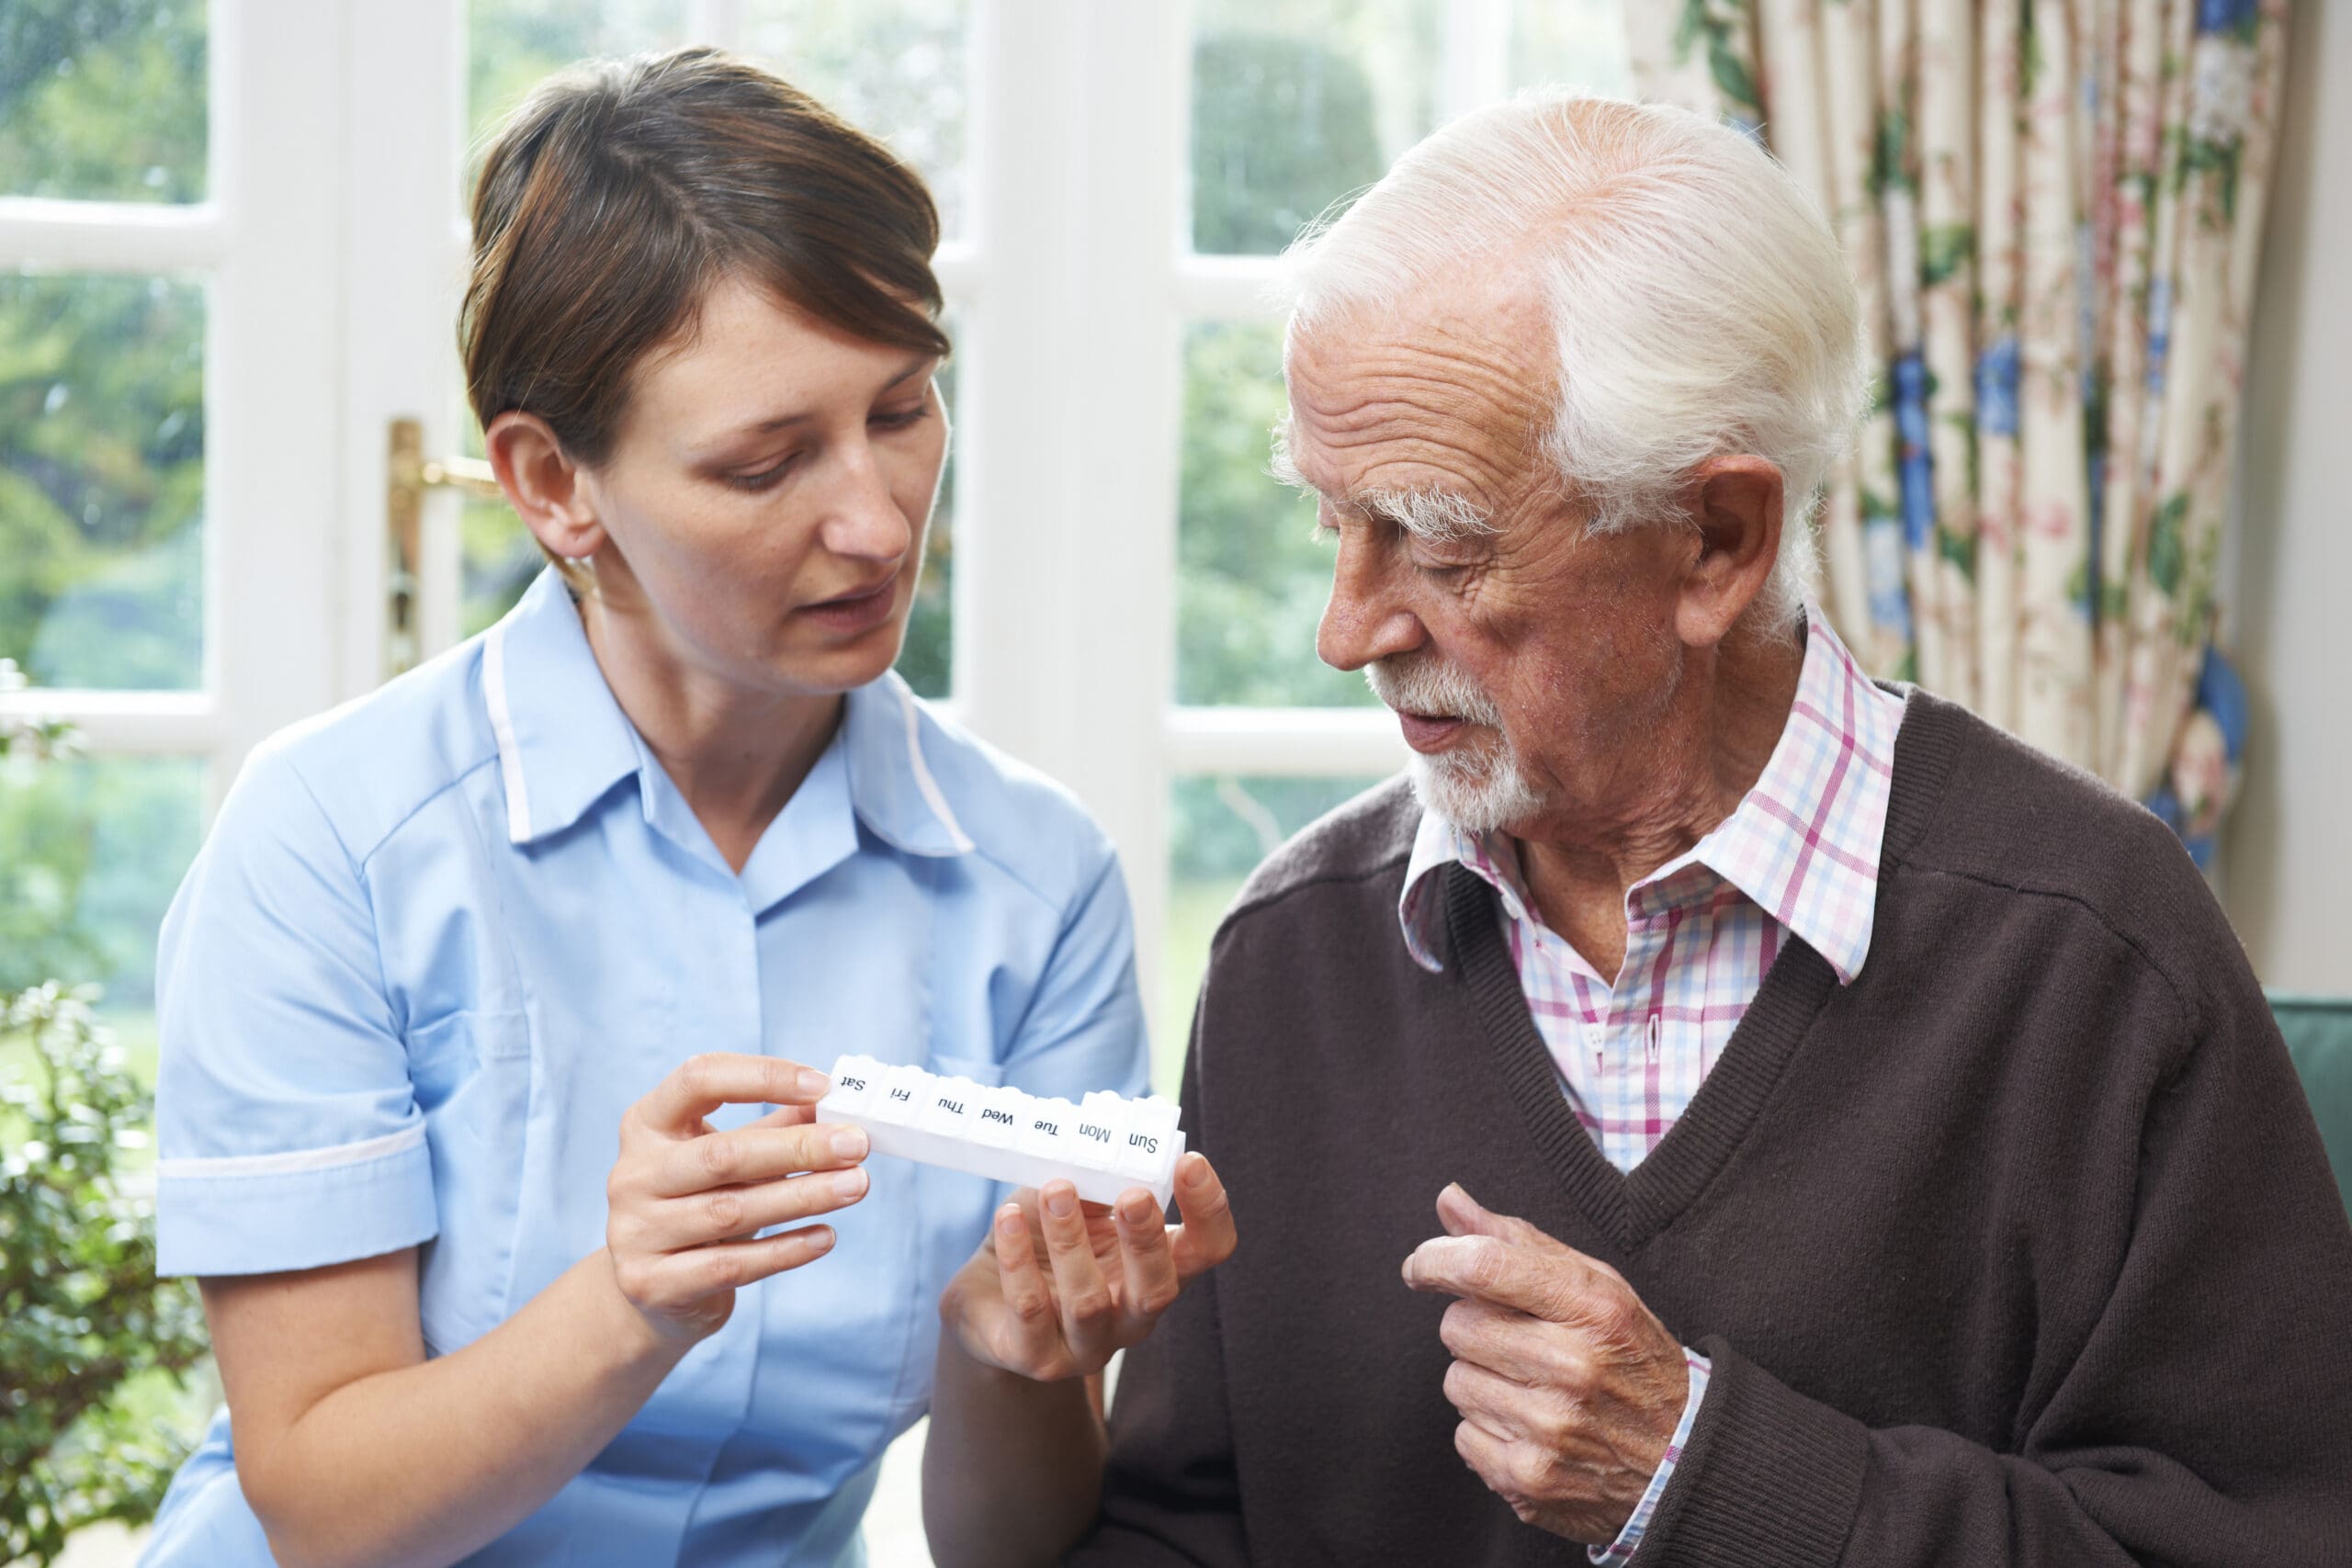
[1317,535,1423,672]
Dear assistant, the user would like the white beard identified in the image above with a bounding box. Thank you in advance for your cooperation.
[1403,746,1548,835]
[1366,654,1549,835]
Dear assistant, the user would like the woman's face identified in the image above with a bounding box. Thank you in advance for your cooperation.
[573,274,947,698]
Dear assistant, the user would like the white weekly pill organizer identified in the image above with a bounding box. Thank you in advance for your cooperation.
[817,1054,1186,1208]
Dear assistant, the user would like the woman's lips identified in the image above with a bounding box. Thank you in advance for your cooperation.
[798,574,899,635]
[1396,711,1468,752]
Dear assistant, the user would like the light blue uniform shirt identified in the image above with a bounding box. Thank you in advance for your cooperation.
[143,570,1148,1565]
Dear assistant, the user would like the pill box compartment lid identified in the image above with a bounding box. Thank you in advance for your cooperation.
[971,1083,1028,1147]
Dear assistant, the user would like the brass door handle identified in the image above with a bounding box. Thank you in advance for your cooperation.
[385,417,503,675]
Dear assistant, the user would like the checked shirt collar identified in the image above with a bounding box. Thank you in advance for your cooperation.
[1397,608,1906,987]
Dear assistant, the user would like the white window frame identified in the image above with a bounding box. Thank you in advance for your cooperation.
[0,0,348,807]
[8,0,1554,1049]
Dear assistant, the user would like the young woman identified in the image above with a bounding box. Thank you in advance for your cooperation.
[141,50,1232,1567]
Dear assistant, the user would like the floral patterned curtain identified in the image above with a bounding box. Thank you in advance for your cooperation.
[1627,0,2288,863]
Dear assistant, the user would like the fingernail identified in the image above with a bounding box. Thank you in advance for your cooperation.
[1044,1185,1077,1219]
[797,1066,831,1099]
[807,1226,836,1253]
[831,1126,869,1160]
[1183,1155,1210,1187]
[831,1167,868,1200]
[997,1204,1024,1235]
[1119,1192,1154,1225]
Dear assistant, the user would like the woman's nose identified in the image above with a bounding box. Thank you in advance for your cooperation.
[820,445,915,564]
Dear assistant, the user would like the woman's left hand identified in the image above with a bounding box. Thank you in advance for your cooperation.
[939,1152,1237,1382]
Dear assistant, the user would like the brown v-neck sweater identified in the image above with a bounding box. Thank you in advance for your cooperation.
[1069,691,2352,1567]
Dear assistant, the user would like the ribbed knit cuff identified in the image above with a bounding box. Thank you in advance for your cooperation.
[1637,1337,1868,1566]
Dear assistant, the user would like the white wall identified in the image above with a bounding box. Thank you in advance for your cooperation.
[2224,0,2352,993]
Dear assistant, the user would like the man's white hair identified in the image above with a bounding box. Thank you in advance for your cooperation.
[1282,91,1868,635]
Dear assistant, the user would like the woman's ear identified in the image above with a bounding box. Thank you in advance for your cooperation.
[1674,454,1784,649]
[486,412,606,562]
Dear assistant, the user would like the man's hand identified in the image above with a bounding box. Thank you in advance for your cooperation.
[1402,1183,1690,1545]
[940,1152,1237,1382]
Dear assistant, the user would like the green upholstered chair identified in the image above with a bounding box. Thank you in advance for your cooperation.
[2272,994,2352,1220]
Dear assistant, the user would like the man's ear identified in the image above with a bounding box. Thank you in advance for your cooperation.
[1674,455,1783,649]
[485,411,606,563]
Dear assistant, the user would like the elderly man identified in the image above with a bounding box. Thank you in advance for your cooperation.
[1062,95,2352,1566]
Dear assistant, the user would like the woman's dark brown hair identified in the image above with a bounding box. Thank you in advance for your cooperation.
[461,48,951,581]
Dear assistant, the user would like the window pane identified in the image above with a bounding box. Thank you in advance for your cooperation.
[0,753,205,1064]
[452,321,957,700]
[1189,0,1443,255]
[1176,320,1372,709]
[740,0,970,241]
[0,0,208,203]
[1159,773,1389,1087]
[468,0,691,173]
[0,273,205,692]
[1508,0,1633,96]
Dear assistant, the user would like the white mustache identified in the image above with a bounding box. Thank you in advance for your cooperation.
[1364,654,1503,728]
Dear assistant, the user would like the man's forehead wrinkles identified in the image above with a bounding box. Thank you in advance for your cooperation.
[1303,430,1508,510]
[1290,347,1539,421]
[1290,394,1521,496]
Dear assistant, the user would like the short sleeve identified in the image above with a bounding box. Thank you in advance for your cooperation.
[153,746,437,1277]
[998,843,1151,1106]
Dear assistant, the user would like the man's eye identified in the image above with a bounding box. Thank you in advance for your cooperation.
[1411,548,1476,578]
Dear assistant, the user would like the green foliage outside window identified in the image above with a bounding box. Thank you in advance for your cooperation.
[0,0,207,204]
[0,272,205,695]
[0,679,209,1567]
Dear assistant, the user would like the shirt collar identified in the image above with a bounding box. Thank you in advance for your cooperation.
[1395,608,1905,984]
[481,568,977,863]
[481,569,642,846]
[839,671,978,859]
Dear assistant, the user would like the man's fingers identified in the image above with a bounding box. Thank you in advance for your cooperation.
[1436,1297,1558,1385]
[647,1121,869,1197]
[1037,1180,1117,1365]
[1442,1357,1539,1443]
[986,1203,1068,1371]
[1436,1181,1557,1253]
[1113,1187,1182,1333]
[639,1053,831,1134]
[1452,1412,1521,1478]
[1402,1233,1604,1323]
[1167,1154,1238,1280]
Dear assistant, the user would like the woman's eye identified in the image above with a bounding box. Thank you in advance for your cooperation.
[871,403,931,431]
[726,456,797,492]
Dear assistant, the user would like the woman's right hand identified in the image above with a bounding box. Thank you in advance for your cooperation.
[605,1053,870,1347]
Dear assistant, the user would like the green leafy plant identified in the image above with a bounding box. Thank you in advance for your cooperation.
[1,664,208,1567]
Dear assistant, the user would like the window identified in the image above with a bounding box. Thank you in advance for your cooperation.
[2,0,345,1035]
[6,6,1635,1559]
[1160,0,1632,1081]
[363,2,1630,1096]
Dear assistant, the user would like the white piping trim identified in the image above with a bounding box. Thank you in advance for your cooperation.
[897,682,976,854]
[482,621,533,842]
[156,1122,426,1180]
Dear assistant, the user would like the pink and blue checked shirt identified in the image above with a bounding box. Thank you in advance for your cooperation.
[1397,608,1906,1562]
